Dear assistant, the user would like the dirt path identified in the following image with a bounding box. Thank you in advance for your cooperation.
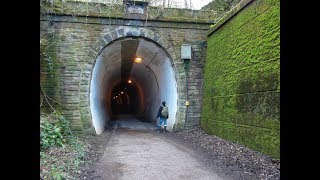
[78,118,279,179]
[91,118,226,180]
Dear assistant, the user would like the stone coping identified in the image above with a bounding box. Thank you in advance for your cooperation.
[41,0,216,24]
[207,0,254,36]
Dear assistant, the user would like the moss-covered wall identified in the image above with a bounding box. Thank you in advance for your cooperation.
[40,24,63,113]
[40,0,216,23]
[201,0,279,158]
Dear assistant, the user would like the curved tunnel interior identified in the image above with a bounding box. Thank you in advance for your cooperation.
[90,37,178,134]
[111,80,140,115]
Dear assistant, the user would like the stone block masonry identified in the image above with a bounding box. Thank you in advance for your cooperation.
[40,1,214,131]
[40,0,280,159]
[202,0,280,158]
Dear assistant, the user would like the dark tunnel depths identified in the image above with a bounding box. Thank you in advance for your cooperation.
[110,80,142,116]
[90,37,178,135]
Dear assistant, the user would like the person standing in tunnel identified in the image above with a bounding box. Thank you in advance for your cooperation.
[157,101,169,133]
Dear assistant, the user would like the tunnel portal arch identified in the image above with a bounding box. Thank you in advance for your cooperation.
[86,27,182,134]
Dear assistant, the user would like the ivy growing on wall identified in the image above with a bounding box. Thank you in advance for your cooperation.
[40,20,63,112]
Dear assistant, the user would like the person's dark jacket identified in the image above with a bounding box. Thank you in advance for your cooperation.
[157,105,169,119]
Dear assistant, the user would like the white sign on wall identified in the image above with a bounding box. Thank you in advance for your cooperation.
[181,44,191,60]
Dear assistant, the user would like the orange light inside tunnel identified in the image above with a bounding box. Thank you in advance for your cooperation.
[128,80,132,84]
[133,57,142,63]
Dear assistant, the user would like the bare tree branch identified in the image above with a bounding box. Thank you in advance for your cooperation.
[40,83,57,112]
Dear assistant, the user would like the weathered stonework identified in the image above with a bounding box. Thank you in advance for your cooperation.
[40,0,280,158]
[40,2,212,132]
[202,0,280,158]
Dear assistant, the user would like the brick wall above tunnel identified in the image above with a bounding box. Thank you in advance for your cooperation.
[201,0,280,158]
[40,3,213,132]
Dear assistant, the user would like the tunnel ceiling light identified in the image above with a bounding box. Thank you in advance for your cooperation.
[128,80,132,84]
[133,57,142,63]
[121,91,124,94]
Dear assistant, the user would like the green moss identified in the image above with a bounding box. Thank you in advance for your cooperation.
[173,112,185,131]
[40,32,63,113]
[41,0,125,18]
[202,0,280,158]
[80,108,91,129]
[41,0,217,23]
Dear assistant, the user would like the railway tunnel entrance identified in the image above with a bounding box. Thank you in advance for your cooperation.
[90,37,178,134]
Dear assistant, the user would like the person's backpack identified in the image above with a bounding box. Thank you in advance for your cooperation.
[161,106,168,118]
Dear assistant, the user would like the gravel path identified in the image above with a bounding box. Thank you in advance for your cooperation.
[77,121,280,180]
[97,128,224,179]
[166,126,280,180]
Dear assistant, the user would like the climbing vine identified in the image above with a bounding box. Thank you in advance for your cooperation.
[40,32,64,113]
[40,3,87,179]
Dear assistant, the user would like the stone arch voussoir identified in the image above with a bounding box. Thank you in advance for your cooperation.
[79,26,185,131]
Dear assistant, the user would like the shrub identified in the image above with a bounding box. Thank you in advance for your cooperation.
[40,111,72,150]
